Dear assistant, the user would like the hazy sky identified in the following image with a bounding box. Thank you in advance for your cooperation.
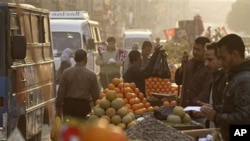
[187,0,235,27]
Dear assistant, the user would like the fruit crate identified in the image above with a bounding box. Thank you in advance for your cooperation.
[151,93,177,102]
[182,128,223,141]
[164,120,204,130]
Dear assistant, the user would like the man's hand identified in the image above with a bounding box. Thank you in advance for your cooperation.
[181,51,188,66]
[200,104,217,121]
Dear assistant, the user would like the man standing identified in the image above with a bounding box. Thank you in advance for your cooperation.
[175,36,211,107]
[96,36,123,89]
[204,42,226,107]
[56,49,100,119]
[141,41,153,69]
[203,42,227,128]
[201,34,250,141]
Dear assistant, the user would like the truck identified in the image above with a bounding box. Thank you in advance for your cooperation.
[0,2,56,140]
[49,11,102,74]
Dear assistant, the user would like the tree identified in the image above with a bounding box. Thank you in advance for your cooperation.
[226,0,250,35]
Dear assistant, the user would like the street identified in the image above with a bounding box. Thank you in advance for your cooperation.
[42,124,51,141]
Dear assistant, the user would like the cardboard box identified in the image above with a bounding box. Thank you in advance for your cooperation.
[182,128,223,141]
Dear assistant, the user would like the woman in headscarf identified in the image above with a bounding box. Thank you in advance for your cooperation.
[56,48,73,84]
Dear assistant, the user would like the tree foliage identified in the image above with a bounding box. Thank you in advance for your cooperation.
[226,0,250,34]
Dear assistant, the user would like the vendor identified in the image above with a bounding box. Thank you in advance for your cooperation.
[123,46,161,97]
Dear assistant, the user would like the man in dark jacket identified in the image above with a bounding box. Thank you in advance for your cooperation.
[56,49,100,119]
[203,42,227,128]
[201,34,250,141]
[124,46,161,97]
[175,36,211,107]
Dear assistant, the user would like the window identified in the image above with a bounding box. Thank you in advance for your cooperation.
[30,15,39,43]
[23,14,32,43]
[51,32,81,57]
[43,17,50,43]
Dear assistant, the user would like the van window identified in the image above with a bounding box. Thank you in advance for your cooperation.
[124,38,151,50]
[31,15,39,43]
[52,32,81,56]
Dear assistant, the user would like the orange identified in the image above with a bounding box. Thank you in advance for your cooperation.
[170,100,177,106]
[112,78,121,86]
[163,101,170,106]
[99,92,106,99]
[129,82,136,90]
[108,83,115,90]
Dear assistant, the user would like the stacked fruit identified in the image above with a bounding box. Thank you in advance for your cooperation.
[145,77,179,97]
[96,78,155,115]
[91,90,137,129]
[166,106,191,124]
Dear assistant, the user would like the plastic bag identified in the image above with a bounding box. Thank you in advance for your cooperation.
[152,50,171,78]
[50,116,62,141]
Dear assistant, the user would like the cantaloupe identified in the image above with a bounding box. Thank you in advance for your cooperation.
[117,107,129,117]
[106,107,116,117]
[127,120,137,129]
[106,90,117,102]
[111,98,125,110]
[93,107,105,117]
[111,115,122,125]
[172,106,185,118]
[99,98,111,110]
[122,115,132,125]
[167,114,182,123]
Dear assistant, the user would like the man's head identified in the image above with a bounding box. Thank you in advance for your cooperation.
[217,34,245,72]
[74,49,87,64]
[106,36,116,51]
[129,50,142,67]
[155,37,160,45]
[193,36,211,61]
[204,42,222,74]
[141,41,152,57]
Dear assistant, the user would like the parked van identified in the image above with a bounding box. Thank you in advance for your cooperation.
[50,11,102,74]
[123,29,153,52]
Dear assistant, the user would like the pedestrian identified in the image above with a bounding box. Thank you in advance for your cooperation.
[123,42,139,75]
[96,36,123,89]
[124,46,161,96]
[202,42,227,128]
[141,41,153,69]
[174,36,211,127]
[175,36,211,107]
[201,34,250,141]
[56,48,73,84]
[56,49,100,119]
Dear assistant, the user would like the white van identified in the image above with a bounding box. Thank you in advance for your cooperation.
[123,29,153,52]
[50,11,102,74]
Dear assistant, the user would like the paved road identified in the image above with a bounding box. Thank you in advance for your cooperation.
[42,124,51,141]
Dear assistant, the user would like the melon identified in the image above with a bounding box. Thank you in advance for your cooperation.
[117,123,126,130]
[182,113,191,123]
[167,114,182,123]
[111,98,125,110]
[100,115,111,123]
[99,98,111,110]
[127,120,137,129]
[93,107,105,117]
[106,107,116,117]
[122,115,133,124]
[172,106,185,118]
[111,115,122,125]
[106,90,117,102]
[117,107,129,117]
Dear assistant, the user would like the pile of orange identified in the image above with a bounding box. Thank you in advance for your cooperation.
[162,100,177,107]
[145,77,178,97]
[97,78,155,115]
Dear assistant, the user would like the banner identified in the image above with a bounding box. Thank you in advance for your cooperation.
[116,49,128,62]
[163,28,176,39]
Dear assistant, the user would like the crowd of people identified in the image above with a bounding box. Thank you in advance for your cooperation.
[55,33,250,141]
